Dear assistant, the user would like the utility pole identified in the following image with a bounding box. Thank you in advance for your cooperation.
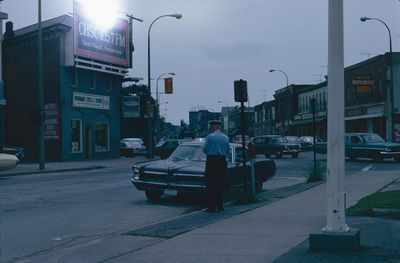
[38,0,45,170]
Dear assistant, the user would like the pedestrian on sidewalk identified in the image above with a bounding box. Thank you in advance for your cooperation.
[202,120,229,212]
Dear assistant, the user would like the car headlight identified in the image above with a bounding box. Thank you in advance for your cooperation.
[384,147,391,152]
[132,166,140,180]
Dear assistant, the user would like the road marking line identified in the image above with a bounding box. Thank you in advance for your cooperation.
[362,164,373,172]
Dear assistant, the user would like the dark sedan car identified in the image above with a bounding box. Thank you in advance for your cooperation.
[253,135,300,158]
[154,139,192,159]
[315,133,400,162]
[132,142,276,201]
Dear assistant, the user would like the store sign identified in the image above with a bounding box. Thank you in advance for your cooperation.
[352,75,375,94]
[73,1,130,67]
[123,96,140,118]
[44,103,60,140]
[73,92,110,110]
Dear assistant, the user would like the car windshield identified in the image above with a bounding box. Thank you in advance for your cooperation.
[169,145,207,162]
[361,134,385,143]
[271,136,286,143]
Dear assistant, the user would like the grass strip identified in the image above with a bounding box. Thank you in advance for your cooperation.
[347,190,400,216]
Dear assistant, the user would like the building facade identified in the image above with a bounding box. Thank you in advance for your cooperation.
[3,12,132,161]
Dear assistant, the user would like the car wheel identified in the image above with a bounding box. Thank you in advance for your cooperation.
[275,152,283,159]
[372,153,383,162]
[145,191,162,202]
[291,152,299,158]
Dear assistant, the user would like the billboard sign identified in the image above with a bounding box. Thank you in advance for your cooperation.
[123,96,140,118]
[73,1,130,67]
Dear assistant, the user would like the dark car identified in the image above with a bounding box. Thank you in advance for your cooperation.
[132,142,276,201]
[315,133,400,162]
[154,139,191,159]
[299,136,321,151]
[285,136,302,151]
[253,135,300,158]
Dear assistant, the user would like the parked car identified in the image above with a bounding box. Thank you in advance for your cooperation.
[315,133,400,162]
[132,141,276,201]
[1,146,25,160]
[253,135,300,158]
[285,136,302,151]
[299,136,320,151]
[0,153,19,171]
[154,139,192,159]
[121,138,145,146]
[232,135,251,144]
[120,140,146,157]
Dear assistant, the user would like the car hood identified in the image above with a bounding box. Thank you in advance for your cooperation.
[138,159,205,174]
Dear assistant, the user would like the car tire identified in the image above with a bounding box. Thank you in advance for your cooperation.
[291,152,299,158]
[275,152,283,159]
[145,191,162,202]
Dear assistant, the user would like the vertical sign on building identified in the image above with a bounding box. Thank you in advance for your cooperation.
[44,103,60,140]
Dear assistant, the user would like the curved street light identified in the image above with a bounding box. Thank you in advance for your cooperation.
[147,14,182,157]
[269,69,289,87]
[360,16,394,142]
[155,73,174,142]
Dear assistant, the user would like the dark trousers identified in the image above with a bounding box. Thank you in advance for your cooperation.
[205,155,227,210]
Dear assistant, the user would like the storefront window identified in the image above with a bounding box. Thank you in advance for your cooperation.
[71,119,82,153]
[95,123,109,152]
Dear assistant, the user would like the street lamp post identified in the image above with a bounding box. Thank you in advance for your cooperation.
[269,69,289,87]
[38,0,45,170]
[155,73,174,142]
[0,6,7,152]
[147,14,182,157]
[360,16,394,142]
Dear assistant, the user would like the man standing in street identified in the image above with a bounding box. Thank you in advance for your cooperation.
[202,120,229,212]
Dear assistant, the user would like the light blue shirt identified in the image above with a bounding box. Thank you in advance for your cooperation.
[203,130,229,156]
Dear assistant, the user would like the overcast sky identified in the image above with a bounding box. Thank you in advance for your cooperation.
[1,0,399,125]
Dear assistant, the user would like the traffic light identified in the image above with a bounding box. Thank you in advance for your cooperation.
[146,100,153,114]
[234,79,248,102]
[165,77,173,94]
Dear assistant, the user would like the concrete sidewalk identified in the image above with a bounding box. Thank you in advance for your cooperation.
[110,170,399,263]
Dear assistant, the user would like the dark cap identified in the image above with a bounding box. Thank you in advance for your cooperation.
[208,120,222,126]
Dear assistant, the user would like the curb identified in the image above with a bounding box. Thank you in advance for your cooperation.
[372,208,400,218]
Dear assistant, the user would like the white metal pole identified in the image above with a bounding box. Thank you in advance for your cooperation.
[324,0,349,233]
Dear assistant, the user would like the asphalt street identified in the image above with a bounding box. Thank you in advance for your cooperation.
[1,153,399,262]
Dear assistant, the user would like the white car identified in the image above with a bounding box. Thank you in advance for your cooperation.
[0,153,19,171]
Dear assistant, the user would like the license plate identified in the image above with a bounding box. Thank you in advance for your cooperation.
[164,189,177,196]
